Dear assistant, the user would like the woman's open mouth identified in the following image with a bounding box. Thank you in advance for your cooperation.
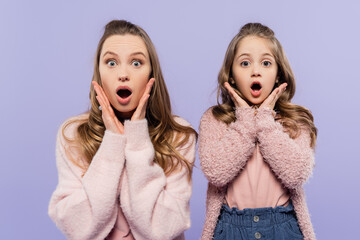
[250,81,262,97]
[116,86,132,105]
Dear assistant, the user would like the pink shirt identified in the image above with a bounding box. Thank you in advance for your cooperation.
[226,144,290,210]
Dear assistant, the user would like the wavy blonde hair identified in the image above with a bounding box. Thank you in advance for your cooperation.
[63,20,197,178]
[213,23,317,148]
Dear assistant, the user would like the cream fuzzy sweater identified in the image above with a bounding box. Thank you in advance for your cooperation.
[199,107,316,240]
[48,114,196,240]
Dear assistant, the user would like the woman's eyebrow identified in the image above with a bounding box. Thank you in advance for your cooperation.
[102,51,118,58]
[130,52,146,58]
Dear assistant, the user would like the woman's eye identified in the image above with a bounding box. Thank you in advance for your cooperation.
[107,60,117,67]
[240,61,250,67]
[262,61,272,67]
[132,60,141,67]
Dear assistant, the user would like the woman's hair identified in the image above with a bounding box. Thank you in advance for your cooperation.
[63,20,197,178]
[213,23,317,148]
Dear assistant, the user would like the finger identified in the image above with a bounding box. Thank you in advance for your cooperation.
[114,116,124,133]
[224,82,238,100]
[131,93,150,121]
[93,81,111,109]
[224,82,247,107]
[96,95,105,112]
[93,82,108,108]
[144,78,155,95]
[136,94,150,119]
[272,83,287,104]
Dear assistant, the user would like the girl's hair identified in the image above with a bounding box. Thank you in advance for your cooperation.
[63,20,197,178]
[213,23,317,148]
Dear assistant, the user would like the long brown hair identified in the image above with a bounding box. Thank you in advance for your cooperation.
[213,23,317,148]
[63,20,197,177]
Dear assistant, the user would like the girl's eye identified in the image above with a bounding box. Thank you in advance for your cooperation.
[107,60,117,67]
[132,60,141,67]
[240,61,250,67]
[262,61,272,67]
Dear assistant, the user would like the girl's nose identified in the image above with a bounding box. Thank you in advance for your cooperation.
[251,64,261,77]
[119,75,129,81]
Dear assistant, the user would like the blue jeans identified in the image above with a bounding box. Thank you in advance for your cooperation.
[213,201,304,240]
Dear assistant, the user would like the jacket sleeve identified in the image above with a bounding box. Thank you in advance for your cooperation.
[48,120,126,240]
[120,118,196,240]
[199,107,257,187]
[255,108,315,190]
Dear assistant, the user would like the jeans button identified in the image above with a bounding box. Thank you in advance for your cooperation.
[253,215,259,222]
[255,232,262,239]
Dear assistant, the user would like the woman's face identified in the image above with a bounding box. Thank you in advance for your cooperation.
[99,34,151,119]
[231,36,278,105]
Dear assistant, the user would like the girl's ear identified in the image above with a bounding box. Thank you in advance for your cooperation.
[229,77,235,85]
[275,76,279,84]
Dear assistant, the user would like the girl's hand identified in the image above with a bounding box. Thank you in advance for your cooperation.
[131,78,155,121]
[92,81,124,134]
[224,82,249,108]
[259,83,287,110]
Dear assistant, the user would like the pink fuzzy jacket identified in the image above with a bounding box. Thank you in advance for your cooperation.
[199,107,316,240]
[48,114,196,240]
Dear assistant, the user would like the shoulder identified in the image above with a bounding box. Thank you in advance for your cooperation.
[56,113,89,156]
[200,106,222,126]
[171,115,196,149]
[173,115,192,128]
[56,113,89,170]
[57,113,89,140]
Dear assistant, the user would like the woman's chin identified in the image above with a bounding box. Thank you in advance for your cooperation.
[113,106,136,120]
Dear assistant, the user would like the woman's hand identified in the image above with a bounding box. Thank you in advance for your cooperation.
[131,78,155,121]
[259,83,287,110]
[224,82,249,108]
[92,81,124,134]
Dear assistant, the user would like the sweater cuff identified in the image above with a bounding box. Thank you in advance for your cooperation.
[230,106,256,136]
[97,130,126,162]
[255,108,278,132]
[124,119,152,150]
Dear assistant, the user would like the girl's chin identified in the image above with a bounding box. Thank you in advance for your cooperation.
[246,98,264,106]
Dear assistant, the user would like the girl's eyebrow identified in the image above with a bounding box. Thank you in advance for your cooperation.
[237,52,274,58]
[235,53,251,61]
[262,53,275,58]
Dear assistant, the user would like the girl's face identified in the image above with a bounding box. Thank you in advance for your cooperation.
[99,34,151,118]
[231,36,278,105]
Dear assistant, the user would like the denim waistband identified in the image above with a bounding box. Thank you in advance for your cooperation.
[219,201,296,227]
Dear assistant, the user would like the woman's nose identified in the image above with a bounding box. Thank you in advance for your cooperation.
[118,67,129,81]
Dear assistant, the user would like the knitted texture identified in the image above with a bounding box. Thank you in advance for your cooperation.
[49,114,196,240]
[199,107,316,240]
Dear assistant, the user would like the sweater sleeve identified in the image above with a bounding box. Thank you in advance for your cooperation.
[199,107,257,187]
[121,118,196,240]
[255,108,315,190]
[48,119,126,240]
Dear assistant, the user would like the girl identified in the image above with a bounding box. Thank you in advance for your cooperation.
[199,23,317,240]
[48,20,197,240]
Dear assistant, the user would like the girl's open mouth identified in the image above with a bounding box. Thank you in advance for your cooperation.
[250,81,262,97]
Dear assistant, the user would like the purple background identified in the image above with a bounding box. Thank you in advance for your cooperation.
[1,1,359,239]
